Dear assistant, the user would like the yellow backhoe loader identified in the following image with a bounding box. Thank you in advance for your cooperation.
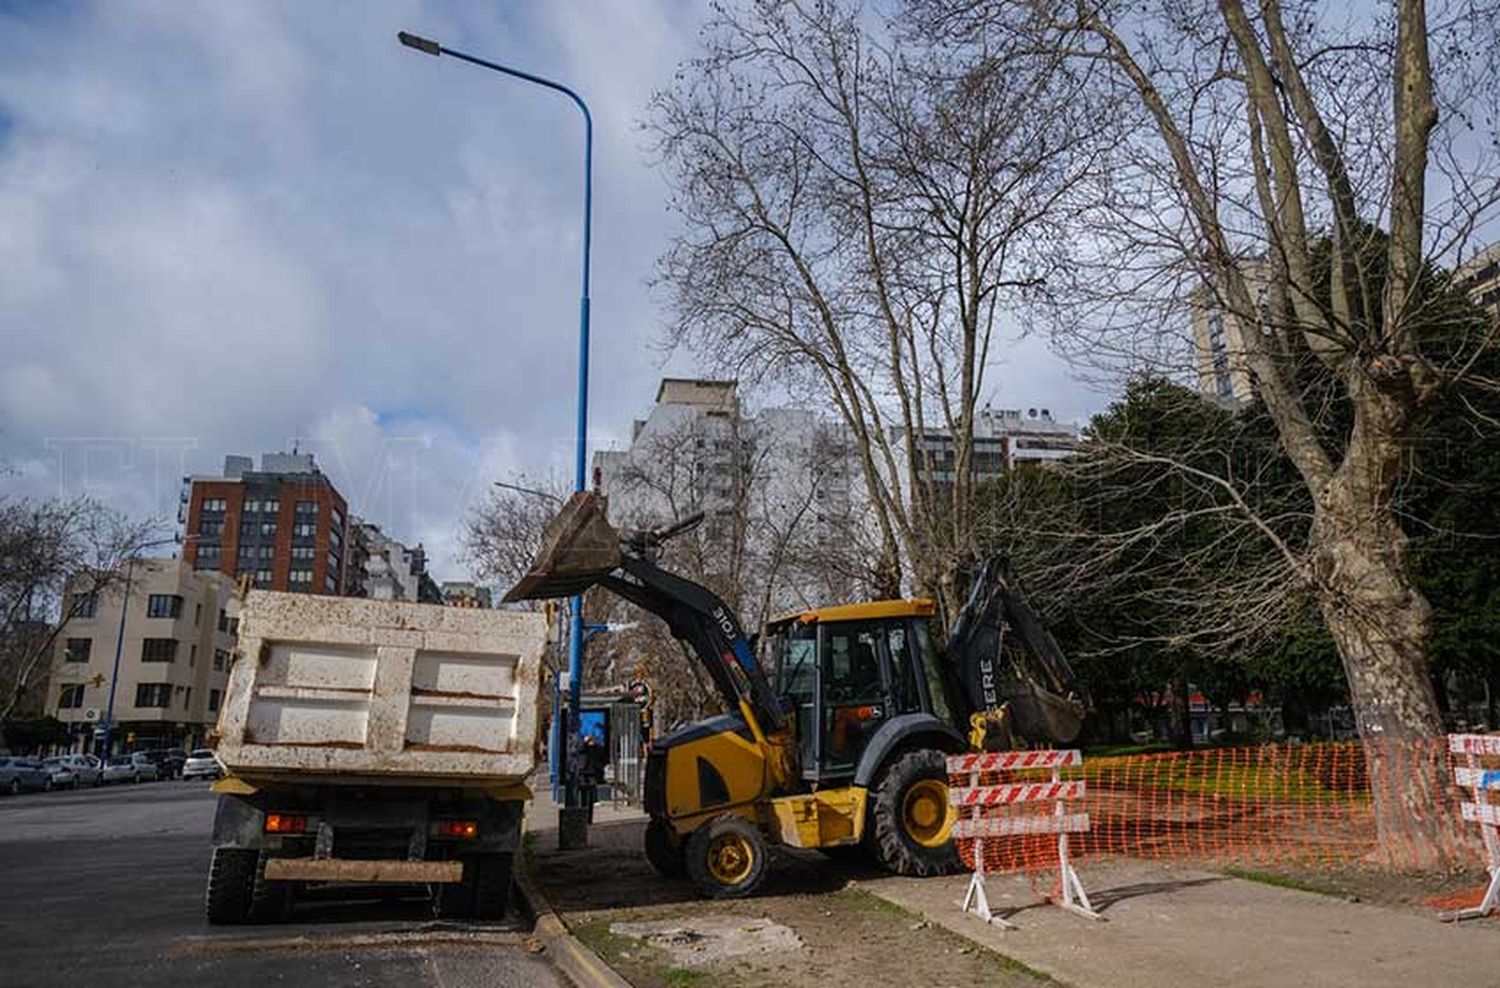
[505,491,1087,898]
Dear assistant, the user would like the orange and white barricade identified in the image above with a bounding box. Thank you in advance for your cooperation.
[947,749,1102,928]
[1449,733,1500,921]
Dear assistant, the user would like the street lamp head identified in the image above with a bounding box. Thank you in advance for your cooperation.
[397,31,441,56]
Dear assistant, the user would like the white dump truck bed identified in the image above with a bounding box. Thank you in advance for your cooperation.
[214,591,547,785]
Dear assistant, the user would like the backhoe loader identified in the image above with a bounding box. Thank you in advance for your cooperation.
[505,491,1087,898]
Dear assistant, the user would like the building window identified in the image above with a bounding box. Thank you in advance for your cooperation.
[147,594,183,619]
[255,569,273,587]
[326,551,340,573]
[325,574,338,593]
[135,683,172,708]
[64,638,91,663]
[292,522,316,539]
[213,648,229,671]
[199,520,224,537]
[295,500,318,515]
[201,498,227,513]
[260,522,277,537]
[140,638,178,663]
[69,592,98,618]
[291,546,315,561]
[58,684,85,709]
[189,644,197,666]
[194,602,202,625]
[208,689,222,713]
[194,545,222,571]
[289,569,313,588]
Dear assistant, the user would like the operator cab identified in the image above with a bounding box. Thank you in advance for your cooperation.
[765,600,955,784]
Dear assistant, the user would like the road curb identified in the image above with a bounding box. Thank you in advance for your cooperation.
[516,849,634,988]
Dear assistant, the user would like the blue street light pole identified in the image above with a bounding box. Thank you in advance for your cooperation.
[399,31,593,814]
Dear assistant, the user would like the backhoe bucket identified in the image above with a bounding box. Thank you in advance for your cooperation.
[502,491,622,602]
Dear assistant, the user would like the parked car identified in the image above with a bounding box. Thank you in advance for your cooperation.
[102,756,140,784]
[47,754,103,787]
[0,756,53,794]
[41,757,79,789]
[129,752,161,782]
[181,749,222,781]
[153,748,187,779]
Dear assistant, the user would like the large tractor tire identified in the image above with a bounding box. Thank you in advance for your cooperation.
[685,815,769,899]
[644,817,687,879]
[869,749,959,877]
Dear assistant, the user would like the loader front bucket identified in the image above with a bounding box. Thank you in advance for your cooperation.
[502,491,623,602]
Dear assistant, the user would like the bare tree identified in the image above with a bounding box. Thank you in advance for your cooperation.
[463,475,572,597]
[0,498,164,722]
[923,0,1500,857]
[651,0,1105,622]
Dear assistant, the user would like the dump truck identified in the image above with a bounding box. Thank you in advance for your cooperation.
[203,591,547,924]
[505,491,1087,898]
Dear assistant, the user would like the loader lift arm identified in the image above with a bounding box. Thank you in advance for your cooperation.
[503,492,785,735]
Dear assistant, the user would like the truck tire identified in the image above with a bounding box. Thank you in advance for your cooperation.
[685,815,768,899]
[248,851,294,923]
[644,818,686,878]
[869,749,958,877]
[473,852,513,920]
[205,848,257,924]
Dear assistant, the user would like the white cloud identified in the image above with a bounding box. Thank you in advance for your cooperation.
[0,0,1095,579]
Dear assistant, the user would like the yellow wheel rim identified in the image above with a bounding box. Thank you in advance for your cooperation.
[705,832,755,885]
[902,778,955,848]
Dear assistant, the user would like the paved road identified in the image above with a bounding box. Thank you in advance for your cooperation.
[0,782,565,988]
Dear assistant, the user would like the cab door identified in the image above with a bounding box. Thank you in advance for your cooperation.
[818,622,891,777]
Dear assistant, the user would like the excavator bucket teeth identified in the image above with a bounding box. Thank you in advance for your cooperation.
[502,491,622,602]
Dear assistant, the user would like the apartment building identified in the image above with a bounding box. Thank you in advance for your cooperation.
[345,518,443,603]
[46,558,238,755]
[181,452,349,595]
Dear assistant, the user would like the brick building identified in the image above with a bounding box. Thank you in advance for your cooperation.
[181,453,349,595]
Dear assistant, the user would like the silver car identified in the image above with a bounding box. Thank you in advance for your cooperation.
[102,756,140,784]
[0,756,53,794]
[181,749,222,781]
[45,754,103,788]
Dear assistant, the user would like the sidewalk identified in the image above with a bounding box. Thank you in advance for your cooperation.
[863,861,1500,988]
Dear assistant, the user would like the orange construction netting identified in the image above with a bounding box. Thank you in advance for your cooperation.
[952,737,1489,875]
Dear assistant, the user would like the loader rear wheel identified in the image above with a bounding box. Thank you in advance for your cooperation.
[870,749,958,877]
[205,848,257,925]
[644,817,687,879]
[685,816,768,899]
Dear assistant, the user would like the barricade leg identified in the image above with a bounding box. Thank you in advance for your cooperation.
[1452,866,1500,921]
[960,835,1018,929]
[1054,805,1103,922]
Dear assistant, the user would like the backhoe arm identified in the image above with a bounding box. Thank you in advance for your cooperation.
[503,492,785,736]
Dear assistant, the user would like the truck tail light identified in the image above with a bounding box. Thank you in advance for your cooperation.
[436,819,478,839]
[264,813,308,834]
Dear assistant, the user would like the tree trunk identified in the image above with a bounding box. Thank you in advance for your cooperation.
[1169,673,1193,750]
[1310,499,1461,866]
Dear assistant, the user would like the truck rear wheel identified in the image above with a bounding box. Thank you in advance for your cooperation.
[205,848,257,924]
[435,853,512,920]
[869,749,958,877]
[248,851,294,922]
[685,815,768,899]
[644,818,686,878]
[473,852,513,920]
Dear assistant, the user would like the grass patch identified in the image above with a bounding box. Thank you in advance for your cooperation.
[1223,867,1337,896]
[835,887,911,918]
[522,829,539,853]
[664,969,709,988]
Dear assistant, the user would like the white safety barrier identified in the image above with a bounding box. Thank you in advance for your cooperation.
[1448,733,1500,921]
[947,749,1103,928]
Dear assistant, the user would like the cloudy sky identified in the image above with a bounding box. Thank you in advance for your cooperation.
[0,0,1091,582]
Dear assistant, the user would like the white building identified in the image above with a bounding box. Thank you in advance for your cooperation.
[1189,261,1272,404]
[593,378,864,616]
[347,518,441,603]
[45,559,238,755]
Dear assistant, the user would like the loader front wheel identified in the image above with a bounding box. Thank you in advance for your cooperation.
[870,749,958,877]
[685,816,767,899]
